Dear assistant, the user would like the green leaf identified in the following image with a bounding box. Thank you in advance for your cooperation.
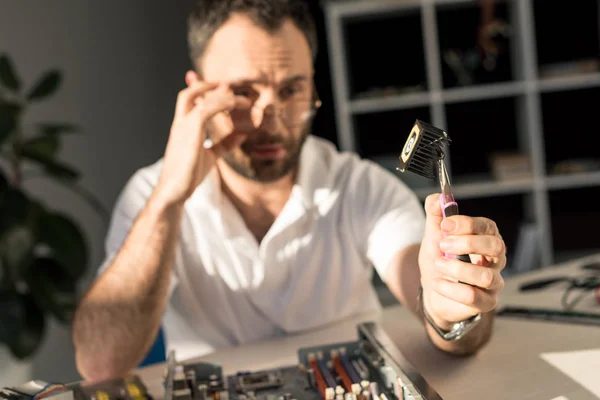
[0,189,43,280]
[26,70,61,101]
[38,212,88,280]
[7,294,46,359]
[0,290,25,344]
[25,257,77,323]
[0,101,21,146]
[38,123,80,136]
[0,54,20,91]
[0,225,35,280]
[21,148,80,181]
[22,135,60,159]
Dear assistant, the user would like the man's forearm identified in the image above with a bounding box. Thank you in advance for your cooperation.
[72,194,184,382]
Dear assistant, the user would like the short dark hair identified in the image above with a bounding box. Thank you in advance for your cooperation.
[187,0,318,72]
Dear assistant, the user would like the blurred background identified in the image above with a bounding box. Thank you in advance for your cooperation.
[0,0,598,387]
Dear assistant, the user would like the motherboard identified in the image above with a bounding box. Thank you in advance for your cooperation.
[0,323,441,400]
[163,323,442,400]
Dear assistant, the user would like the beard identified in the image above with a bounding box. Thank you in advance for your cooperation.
[210,121,311,183]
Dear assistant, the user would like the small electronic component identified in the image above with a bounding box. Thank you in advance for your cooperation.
[162,323,442,400]
[69,375,150,400]
[232,371,283,393]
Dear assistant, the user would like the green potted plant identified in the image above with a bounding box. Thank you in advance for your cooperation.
[0,53,106,366]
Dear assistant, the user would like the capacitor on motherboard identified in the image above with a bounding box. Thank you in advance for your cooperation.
[361,390,371,400]
[360,381,369,391]
[351,383,361,396]
[344,393,357,400]
[325,387,335,400]
[368,382,379,398]
[197,384,208,400]
[173,388,193,400]
[174,372,188,391]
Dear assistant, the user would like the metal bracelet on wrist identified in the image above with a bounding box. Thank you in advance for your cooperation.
[417,285,482,341]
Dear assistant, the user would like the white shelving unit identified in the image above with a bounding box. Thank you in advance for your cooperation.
[321,0,600,270]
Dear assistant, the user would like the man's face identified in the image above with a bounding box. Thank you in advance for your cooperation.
[198,13,315,183]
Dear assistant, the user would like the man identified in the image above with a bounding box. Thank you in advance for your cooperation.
[72,0,506,383]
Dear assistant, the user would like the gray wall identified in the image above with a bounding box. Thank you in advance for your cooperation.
[0,0,194,382]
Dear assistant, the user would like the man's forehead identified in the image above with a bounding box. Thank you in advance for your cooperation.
[200,14,312,83]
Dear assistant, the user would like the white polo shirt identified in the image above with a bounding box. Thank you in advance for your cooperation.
[99,135,425,361]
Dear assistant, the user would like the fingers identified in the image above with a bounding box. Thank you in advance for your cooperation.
[431,277,499,312]
[434,256,505,291]
[175,81,220,118]
[196,85,251,121]
[207,132,247,158]
[441,215,499,236]
[424,193,500,236]
[424,193,443,234]
[440,234,505,258]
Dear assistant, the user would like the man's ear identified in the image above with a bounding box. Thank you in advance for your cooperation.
[185,70,200,87]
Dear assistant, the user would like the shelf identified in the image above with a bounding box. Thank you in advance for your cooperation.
[451,174,534,199]
[416,177,534,201]
[433,0,490,6]
[349,81,526,114]
[370,155,535,200]
[442,81,525,103]
[545,171,600,191]
[350,91,430,114]
[538,72,600,93]
[329,0,421,19]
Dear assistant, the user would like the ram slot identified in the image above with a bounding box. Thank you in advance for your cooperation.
[317,358,338,389]
[332,354,354,393]
[309,355,332,399]
[338,353,362,384]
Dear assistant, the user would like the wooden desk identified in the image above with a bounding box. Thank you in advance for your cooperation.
[139,254,600,400]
